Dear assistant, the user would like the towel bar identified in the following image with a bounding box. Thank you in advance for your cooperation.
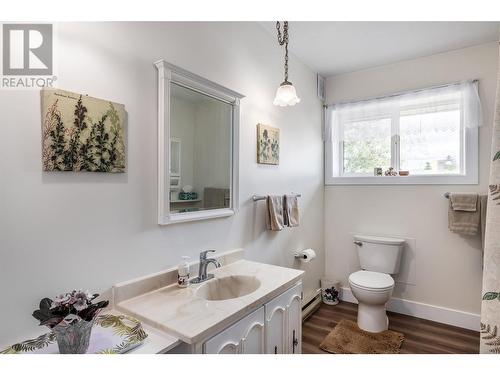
[444,192,485,199]
[252,194,301,202]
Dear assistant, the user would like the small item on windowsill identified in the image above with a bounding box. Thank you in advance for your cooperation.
[384,167,397,176]
[398,170,409,176]
[374,167,383,176]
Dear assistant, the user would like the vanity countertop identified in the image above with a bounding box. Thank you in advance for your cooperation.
[116,259,304,344]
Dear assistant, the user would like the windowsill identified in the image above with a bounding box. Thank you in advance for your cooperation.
[325,174,478,185]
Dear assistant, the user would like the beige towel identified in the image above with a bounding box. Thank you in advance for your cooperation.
[284,195,300,227]
[450,193,478,211]
[266,196,284,231]
[448,196,480,235]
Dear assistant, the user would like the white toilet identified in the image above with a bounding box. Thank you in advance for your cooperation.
[348,234,405,333]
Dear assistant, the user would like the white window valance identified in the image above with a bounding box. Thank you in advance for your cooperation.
[326,80,482,143]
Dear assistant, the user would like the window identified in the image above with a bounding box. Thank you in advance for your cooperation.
[342,117,392,175]
[325,80,481,185]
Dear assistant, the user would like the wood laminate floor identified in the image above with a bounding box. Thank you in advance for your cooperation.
[302,302,479,354]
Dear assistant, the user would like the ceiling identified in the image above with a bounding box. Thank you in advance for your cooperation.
[260,22,500,77]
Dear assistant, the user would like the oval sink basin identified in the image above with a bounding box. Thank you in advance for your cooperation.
[196,275,261,301]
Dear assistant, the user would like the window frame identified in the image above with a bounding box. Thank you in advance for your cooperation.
[325,86,479,186]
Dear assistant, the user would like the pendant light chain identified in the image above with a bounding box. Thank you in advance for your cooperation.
[276,21,289,83]
[273,21,300,106]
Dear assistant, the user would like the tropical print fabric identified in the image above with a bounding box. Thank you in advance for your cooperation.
[481,43,500,354]
[1,314,147,354]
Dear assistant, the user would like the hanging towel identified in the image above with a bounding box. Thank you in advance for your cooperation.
[284,194,300,227]
[266,195,284,231]
[450,193,478,211]
[448,194,481,235]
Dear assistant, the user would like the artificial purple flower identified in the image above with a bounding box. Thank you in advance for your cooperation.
[33,290,107,327]
[53,293,72,306]
[73,299,88,311]
[73,290,89,311]
[74,290,88,301]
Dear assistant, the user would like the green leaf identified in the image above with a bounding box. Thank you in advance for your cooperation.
[482,292,500,300]
[494,151,500,161]
[39,298,52,311]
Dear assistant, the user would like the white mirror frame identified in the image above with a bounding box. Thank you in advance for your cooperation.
[155,60,243,225]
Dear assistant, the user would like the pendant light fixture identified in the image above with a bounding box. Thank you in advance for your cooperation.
[273,21,301,107]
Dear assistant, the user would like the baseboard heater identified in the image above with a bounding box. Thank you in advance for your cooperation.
[301,288,322,321]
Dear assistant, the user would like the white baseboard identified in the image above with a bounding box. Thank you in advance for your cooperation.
[340,287,480,332]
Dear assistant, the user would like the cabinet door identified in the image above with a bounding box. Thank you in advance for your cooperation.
[287,289,302,354]
[264,282,302,354]
[203,307,265,354]
[264,298,287,354]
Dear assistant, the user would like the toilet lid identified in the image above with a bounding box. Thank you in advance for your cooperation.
[349,270,394,290]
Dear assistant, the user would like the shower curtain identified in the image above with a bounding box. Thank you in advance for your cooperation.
[481,42,500,354]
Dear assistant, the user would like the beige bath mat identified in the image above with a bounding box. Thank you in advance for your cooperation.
[319,319,404,354]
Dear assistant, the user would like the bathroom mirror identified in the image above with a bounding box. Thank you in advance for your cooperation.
[155,60,243,225]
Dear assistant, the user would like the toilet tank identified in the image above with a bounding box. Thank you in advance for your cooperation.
[353,234,405,274]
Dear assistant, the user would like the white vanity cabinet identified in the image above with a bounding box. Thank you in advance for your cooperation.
[203,307,265,354]
[264,283,302,354]
[202,282,302,354]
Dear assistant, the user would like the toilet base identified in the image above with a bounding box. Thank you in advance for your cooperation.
[357,302,388,333]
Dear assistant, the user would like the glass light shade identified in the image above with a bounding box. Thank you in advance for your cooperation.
[273,82,301,107]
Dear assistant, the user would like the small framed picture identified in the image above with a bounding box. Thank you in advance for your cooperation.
[374,167,383,176]
[257,124,280,165]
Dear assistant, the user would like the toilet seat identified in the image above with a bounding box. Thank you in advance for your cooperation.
[349,270,394,292]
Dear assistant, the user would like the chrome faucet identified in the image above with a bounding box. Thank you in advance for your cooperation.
[191,250,221,284]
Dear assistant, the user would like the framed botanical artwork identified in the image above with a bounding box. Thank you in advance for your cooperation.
[257,123,279,165]
[41,89,126,172]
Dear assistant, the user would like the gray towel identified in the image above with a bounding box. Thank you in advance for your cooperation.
[284,195,300,227]
[450,193,478,211]
[266,196,284,231]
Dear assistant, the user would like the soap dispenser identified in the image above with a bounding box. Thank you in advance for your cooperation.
[177,256,190,288]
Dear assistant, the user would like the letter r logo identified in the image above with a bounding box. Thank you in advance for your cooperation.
[2,24,53,75]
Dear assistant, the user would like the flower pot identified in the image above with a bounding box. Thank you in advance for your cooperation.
[321,278,341,306]
[52,319,93,354]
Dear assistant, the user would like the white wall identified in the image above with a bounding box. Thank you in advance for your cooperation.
[0,22,324,344]
[324,42,499,315]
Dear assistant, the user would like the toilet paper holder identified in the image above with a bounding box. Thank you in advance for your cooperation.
[293,249,316,261]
